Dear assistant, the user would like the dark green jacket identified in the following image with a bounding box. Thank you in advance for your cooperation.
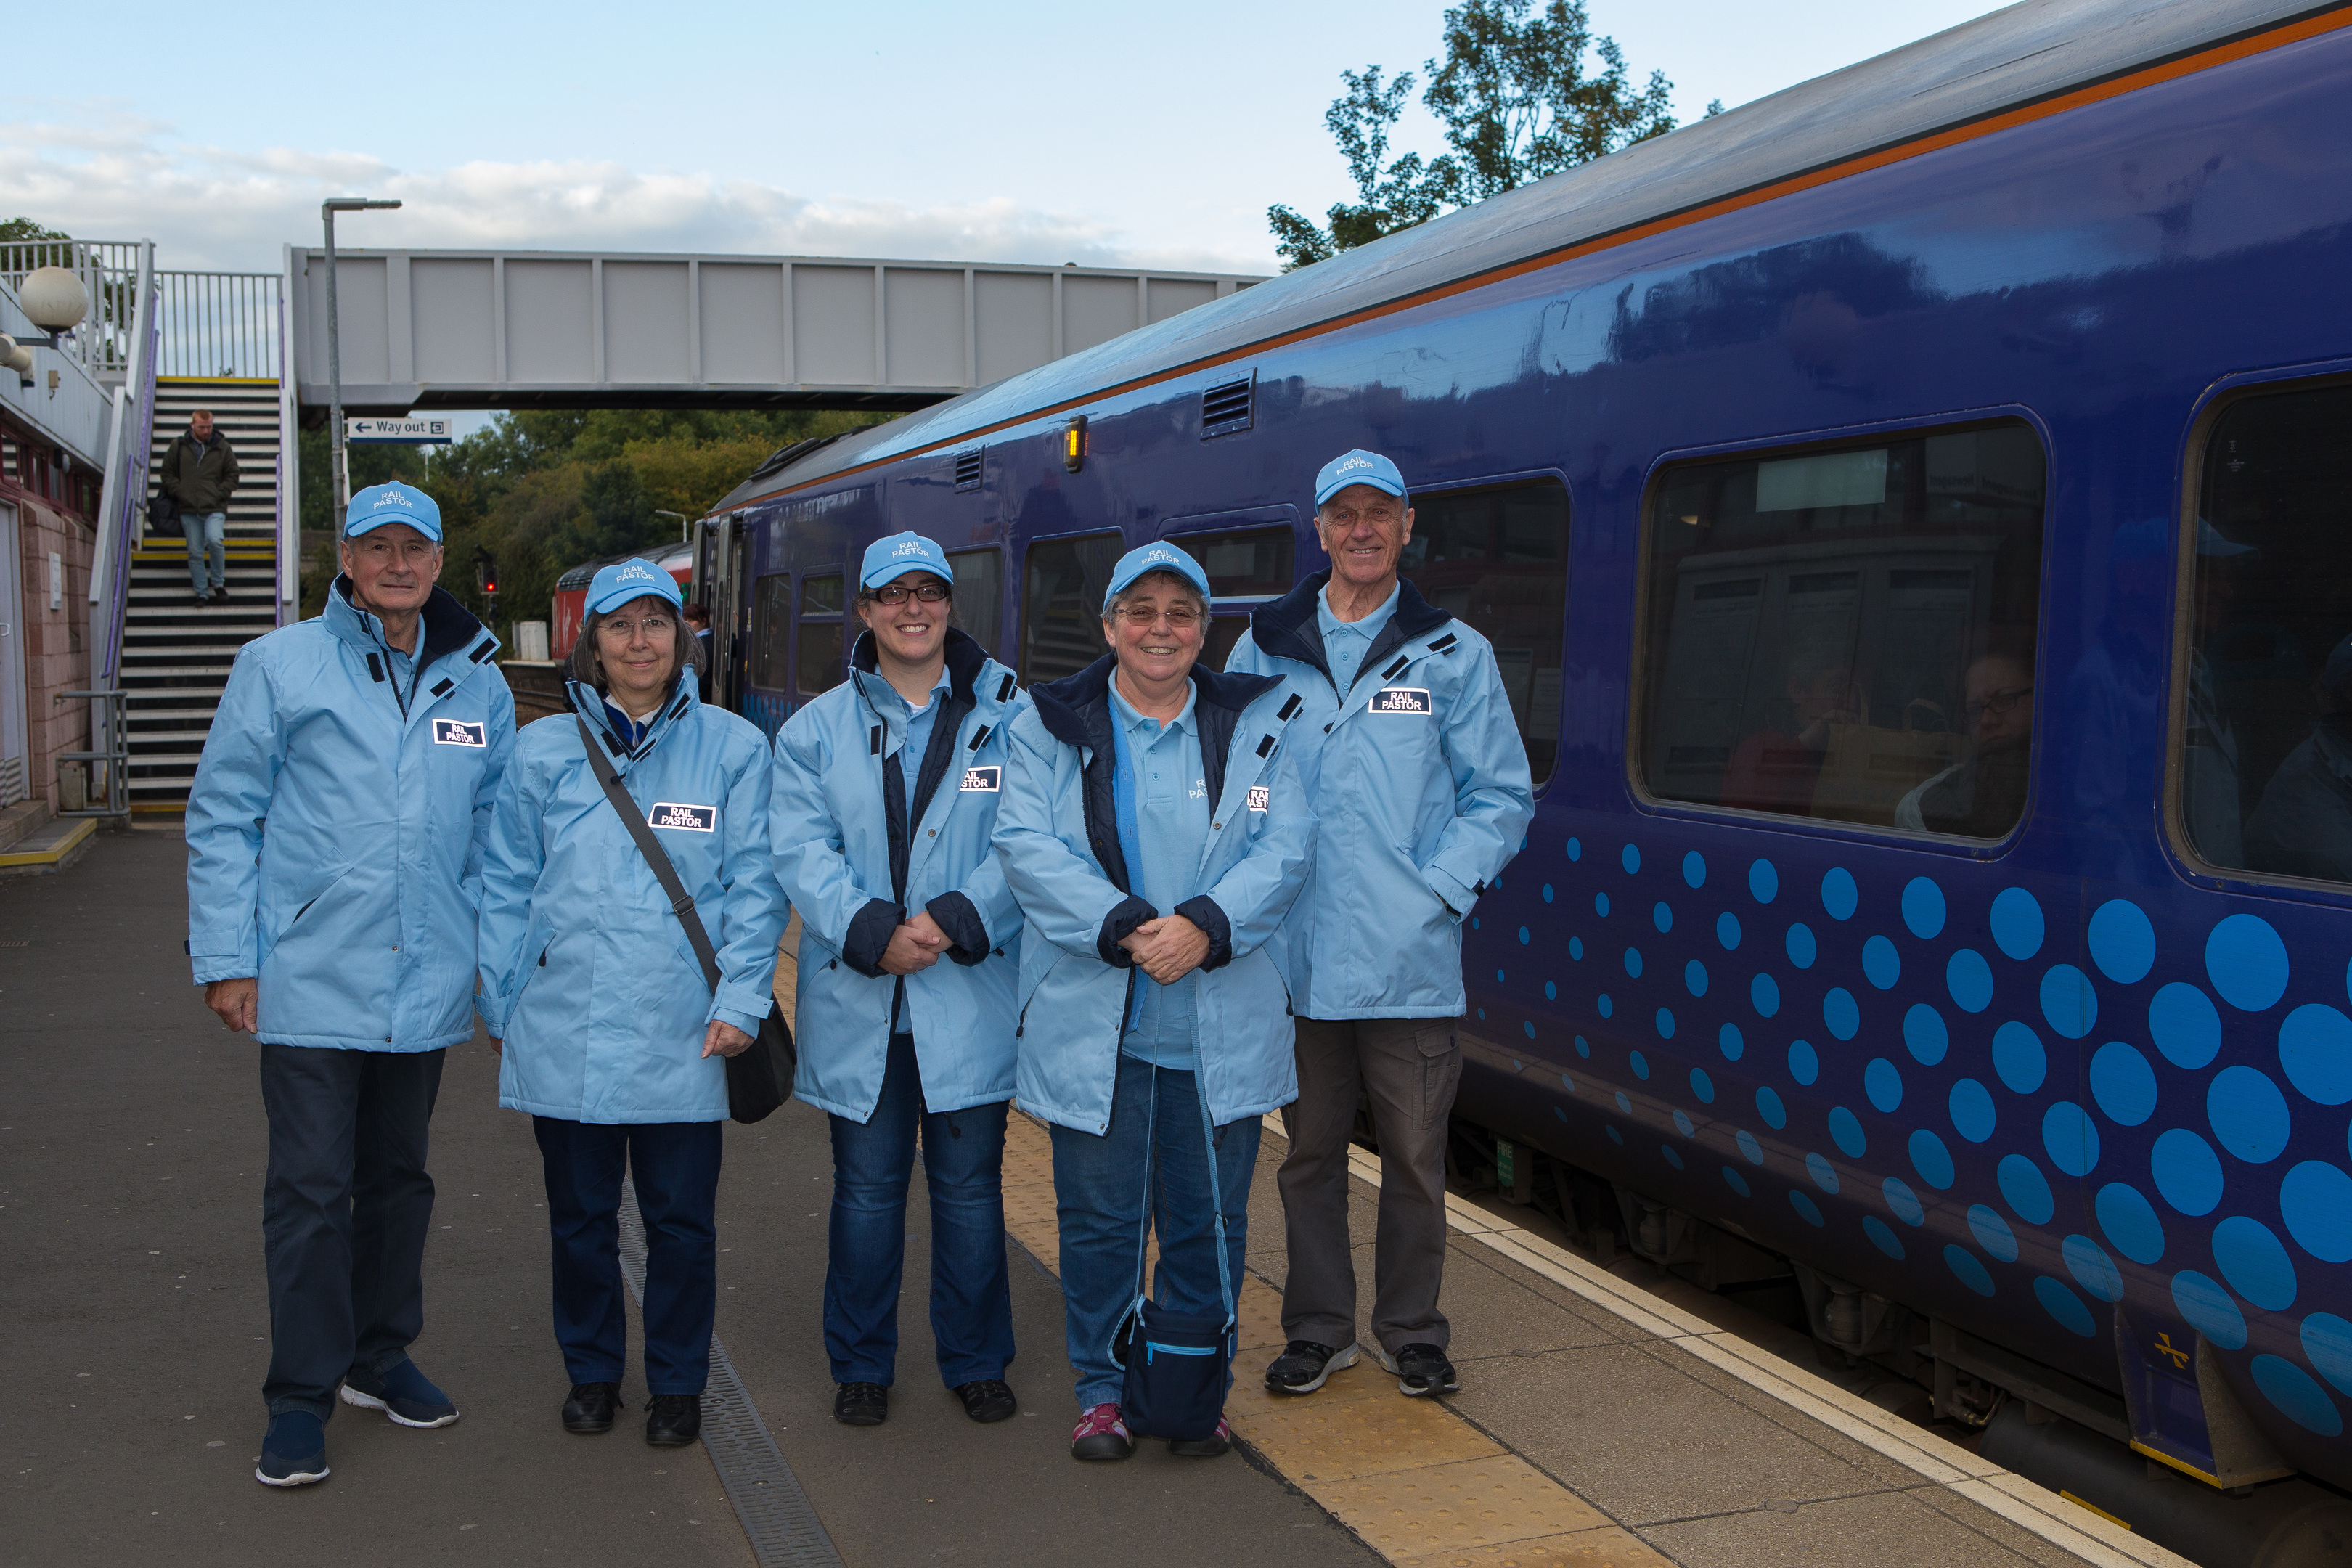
[161,428,240,513]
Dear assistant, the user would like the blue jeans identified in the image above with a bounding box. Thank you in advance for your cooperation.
[1048,1055,1261,1410]
[825,1032,1014,1387]
[183,510,226,594]
[532,1116,722,1397]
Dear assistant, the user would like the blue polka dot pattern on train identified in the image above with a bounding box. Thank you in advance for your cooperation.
[1683,851,1705,888]
[1821,867,1858,920]
[2280,1162,2352,1262]
[1545,981,1557,1000]
[1719,1023,1743,1061]
[1866,1058,1904,1114]
[1752,973,1781,1017]
[1905,1005,1948,1065]
[1828,1106,1866,1157]
[1519,926,1531,945]
[2041,965,2099,1040]
[1990,888,2044,961]
[1823,989,1860,1040]
[1657,1008,1677,1039]
[1948,950,1995,1013]
[1910,1130,1956,1189]
[1902,877,1945,939]
[1786,923,1817,968]
[1756,1086,1787,1130]
[2148,982,2223,1069]
[1865,1217,1905,1259]
[1862,936,1900,990]
[1575,1035,1591,1058]
[1630,1051,1650,1081]
[1622,843,1641,873]
[1722,1165,1750,1196]
[1968,1204,2020,1262]
[1654,902,1673,934]
[1998,1154,2054,1224]
[1717,912,1741,950]
[1790,1191,1825,1226]
[2152,1128,2224,1216]
[2088,899,2157,984]
[1543,883,1555,902]
[2302,1315,2352,1396]
[1993,1022,2047,1094]
[1595,892,1609,917]
[2279,1005,2352,1106]
[1884,1176,1926,1226]
[1662,1145,1686,1172]
[1567,837,1581,860]
[2208,1066,2292,1164]
[1788,1040,1818,1086]
[2088,1042,2157,1126]
[2207,913,2290,1012]
[1569,938,1583,961]
[1614,1091,1632,1114]
[2213,1215,2298,1310]
[2096,1182,2166,1265]
[1945,1245,1996,1296]
[2251,1356,2342,1436]
[1950,1079,1997,1143]
[1625,947,1643,977]
[1736,1130,1764,1165]
[2043,1101,2101,1177]
[1806,1152,1839,1192]
[2065,1234,2124,1302]
[1685,960,1709,997]
[2035,1276,2097,1336]
[1750,859,1778,903]
[1690,1068,1715,1104]
[2173,1270,2248,1350]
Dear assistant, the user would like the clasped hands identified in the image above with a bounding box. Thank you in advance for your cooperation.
[1119,913,1209,984]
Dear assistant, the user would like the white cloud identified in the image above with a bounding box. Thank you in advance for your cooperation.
[0,107,1267,275]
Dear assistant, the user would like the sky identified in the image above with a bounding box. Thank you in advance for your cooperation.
[6,0,2014,278]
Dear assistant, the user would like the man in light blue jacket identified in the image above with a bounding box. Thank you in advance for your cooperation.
[185,481,515,1487]
[1227,450,1534,1402]
[771,531,1026,1430]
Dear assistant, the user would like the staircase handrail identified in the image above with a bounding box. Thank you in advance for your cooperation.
[86,242,159,690]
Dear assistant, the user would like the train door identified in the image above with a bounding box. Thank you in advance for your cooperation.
[1159,506,1300,670]
[792,569,848,703]
[0,502,24,807]
[701,510,746,711]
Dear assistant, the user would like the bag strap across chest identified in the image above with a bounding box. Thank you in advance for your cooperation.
[574,713,722,993]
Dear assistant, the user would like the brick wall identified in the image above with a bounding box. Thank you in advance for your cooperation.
[11,493,93,806]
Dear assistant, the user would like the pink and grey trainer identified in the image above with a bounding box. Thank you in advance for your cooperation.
[1069,1402,1133,1461]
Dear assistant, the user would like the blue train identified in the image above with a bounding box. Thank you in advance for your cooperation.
[690,0,2352,1507]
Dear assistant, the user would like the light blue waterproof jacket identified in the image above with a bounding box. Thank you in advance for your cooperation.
[476,677,785,1124]
[1226,571,1535,1020]
[772,629,1025,1122]
[992,656,1314,1134]
[185,579,513,1051]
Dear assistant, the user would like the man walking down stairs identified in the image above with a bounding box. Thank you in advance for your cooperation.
[158,409,241,606]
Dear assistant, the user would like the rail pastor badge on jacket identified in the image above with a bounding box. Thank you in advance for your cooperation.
[648,801,716,831]
[1369,687,1432,715]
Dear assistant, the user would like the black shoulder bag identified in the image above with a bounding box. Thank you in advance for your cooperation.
[575,714,796,1123]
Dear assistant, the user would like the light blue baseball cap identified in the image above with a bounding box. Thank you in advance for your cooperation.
[586,556,683,616]
[1314,449,1407,507]
[861,531,955,590]
[345,480,444,542]
[1106,541,1212,602]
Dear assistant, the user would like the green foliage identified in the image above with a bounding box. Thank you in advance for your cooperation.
[1268,0,1715,269]
[0,216,70,243]
[298,406,891,632]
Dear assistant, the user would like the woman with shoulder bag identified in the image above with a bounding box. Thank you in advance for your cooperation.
[476,558,787,1446]
[991,543,1314,1461]
[771,532,1026,1429]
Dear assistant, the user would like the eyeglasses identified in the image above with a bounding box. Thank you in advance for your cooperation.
[873,582,950,605]
[599,615,676,640]
[1964,684,2034,724]
[1116,605,1201,629]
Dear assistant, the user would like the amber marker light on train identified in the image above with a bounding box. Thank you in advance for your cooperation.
[1063,415,1087,474]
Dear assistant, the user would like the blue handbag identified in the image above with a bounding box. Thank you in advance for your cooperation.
[1108,1067,1236,1443]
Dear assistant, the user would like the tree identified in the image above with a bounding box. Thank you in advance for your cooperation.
[1267,0,1717,270]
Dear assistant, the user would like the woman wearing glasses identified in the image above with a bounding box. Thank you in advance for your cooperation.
[992,542,1313,1461]
[476,558,786,1447]
[770,532,1028,1429]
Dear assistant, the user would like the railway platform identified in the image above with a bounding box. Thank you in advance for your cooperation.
[4,830,2190,1568]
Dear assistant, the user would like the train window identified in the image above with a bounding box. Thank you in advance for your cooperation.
[750,573,791,690]
[2182,382,2352,883]
[1637,422,2046,834]
[1170,526,1294,600]
[1401,481,1571,788]
[1021,532,1123,685]
[946,547,1003,658]
[796,572,846,699]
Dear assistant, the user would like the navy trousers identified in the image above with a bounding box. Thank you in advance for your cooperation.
[532,1116,723,1397]
[258,1042,445,1420]
[824,1032,1015,1388]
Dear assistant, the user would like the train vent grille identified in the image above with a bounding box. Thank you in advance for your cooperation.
[953,449,984,491]
[1201,375,1254,437]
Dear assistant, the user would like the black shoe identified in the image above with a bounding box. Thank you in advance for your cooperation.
[1378,1342,1459,1397]
[1167,1418,1232,1458]
[192,590,212,607]
[645,1393,701,1447]
[833,1381,888,1426]
[1266,1339,1360,1395]
[954,1379,1016,1424]
[562,1381,622,1434]
[211,584,231,603]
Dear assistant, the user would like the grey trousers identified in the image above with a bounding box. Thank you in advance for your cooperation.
[1277,1017,1461,1353]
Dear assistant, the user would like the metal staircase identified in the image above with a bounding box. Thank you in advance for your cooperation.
[121,378,284,810]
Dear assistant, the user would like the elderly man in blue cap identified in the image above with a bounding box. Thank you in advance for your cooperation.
[1228,449,1533,1402]
[187,481,515,1487]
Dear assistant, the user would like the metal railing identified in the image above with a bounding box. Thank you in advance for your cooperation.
[156,270,281,379]
[52,690,129,817]
[0,239,142,376]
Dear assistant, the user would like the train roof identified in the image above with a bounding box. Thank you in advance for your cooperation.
[715,0,2333,512]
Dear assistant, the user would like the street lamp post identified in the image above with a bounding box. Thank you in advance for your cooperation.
[322,197,401,533]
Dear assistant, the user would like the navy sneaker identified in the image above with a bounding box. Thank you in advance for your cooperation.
[340,1358,460,1428]
[255,1411,329,1487]
[1376,1342,1460,1397]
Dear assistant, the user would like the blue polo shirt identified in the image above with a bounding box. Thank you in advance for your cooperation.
[1109,677,1210,1069]
[1317,580,1400,696]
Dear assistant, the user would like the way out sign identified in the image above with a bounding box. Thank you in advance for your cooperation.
[347,417,454,444]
